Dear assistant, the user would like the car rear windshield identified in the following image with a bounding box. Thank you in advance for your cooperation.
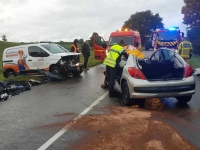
[41,44,69,54]
[108,36,133,46]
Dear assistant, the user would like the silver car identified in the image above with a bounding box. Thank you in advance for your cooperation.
[114,48,196,106]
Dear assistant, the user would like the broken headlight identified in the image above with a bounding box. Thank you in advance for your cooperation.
[60,60,67,65]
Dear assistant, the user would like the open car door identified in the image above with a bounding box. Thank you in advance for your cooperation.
[93,36,107,60]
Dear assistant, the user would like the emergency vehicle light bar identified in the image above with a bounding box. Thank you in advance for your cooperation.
[117,28,129,32]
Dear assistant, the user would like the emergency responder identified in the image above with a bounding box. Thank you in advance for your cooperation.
[71,39,80,62]
[178,37,193,63]
[101,44,145,90]
[103,40,125,97]
[81,40,90,71]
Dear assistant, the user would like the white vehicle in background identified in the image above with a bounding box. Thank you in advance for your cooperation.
[2,43,83,78]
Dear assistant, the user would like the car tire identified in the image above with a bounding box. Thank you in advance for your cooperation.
[122,81,132,106]
[176,96,192,104]
[7,70,16,78]
[79,66,83,74]
[67,72,74,78]
[50,66,61,75]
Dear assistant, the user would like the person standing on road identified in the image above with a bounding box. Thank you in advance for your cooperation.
[81,40,90,71]
[103,40,125,97]
[71,39,80,62]
[178,37,193,64]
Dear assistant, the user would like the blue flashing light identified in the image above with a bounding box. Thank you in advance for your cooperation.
[168,27,177,31]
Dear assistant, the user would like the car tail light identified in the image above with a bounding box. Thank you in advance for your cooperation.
[184,65,194,78]
[128,67,146,80]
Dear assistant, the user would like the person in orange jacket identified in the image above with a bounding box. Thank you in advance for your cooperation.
[71,39,80,62]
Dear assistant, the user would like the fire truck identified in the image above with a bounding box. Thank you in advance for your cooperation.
[93,29,142,60]
[145,27,184,51]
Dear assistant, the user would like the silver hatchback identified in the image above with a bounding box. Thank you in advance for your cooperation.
[114,48,196,106]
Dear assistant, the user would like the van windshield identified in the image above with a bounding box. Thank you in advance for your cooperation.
[108,36,133,46]
[41,44,69,54]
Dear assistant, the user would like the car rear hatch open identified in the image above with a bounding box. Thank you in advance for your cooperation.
[137,58,185,81]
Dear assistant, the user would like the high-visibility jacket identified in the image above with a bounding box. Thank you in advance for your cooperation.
[178,41,193,59]
[103,44,123,68]
[71,44,77,53]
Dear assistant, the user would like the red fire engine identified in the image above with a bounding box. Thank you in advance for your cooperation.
[145,27,184,51]
[93,29,142,60]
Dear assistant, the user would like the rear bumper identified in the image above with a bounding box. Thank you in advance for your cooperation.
[131,90,195,99]
[126,75,196,99]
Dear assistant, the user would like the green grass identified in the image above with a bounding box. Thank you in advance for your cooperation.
[0,41,103,81]
[189,55,200,69]
[189,55,200,80]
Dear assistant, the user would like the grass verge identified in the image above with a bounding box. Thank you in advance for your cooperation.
[189,55,200,80]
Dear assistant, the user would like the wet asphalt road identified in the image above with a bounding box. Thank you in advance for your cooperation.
[0,50,200,150]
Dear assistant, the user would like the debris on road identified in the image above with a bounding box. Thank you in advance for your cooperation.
[69,106,196,150]
[0,69,68,102]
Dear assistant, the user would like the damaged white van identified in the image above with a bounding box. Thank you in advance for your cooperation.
[2,43,83,78]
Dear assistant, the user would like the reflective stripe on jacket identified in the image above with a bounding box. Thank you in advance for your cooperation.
[178,41,193,59]
[103,44,123,68]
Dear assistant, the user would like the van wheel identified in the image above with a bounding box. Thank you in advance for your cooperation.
[176,96,192,104]
[67,72,74,78]
[122,81,132,106]
[50,66,61,74]
[7,71,16,78]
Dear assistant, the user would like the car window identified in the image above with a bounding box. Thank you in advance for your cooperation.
[41,44,68,54]
[95,37,107,48]
[28,46,48,57]
[150,50,159,61]
[108,36,133,46]
[161,49,174,61]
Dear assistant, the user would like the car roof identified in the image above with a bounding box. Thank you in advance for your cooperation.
[4,43,56,50]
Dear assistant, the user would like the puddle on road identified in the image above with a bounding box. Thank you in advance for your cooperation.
[68,106,196,150]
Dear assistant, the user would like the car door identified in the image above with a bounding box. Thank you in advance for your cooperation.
[93,36,107,60]
[27,46,49,69]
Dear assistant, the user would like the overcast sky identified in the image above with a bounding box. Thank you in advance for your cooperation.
[0,0,187,42]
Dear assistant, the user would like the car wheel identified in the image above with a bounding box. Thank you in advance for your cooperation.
[122,81,132,106]
[176,96,192,104]
[79,66,83,74]
[67,72,74,78]
[50,66,61,74]
[7,70,16,78]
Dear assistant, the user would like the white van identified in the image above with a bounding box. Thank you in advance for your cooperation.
[2,43,83,78]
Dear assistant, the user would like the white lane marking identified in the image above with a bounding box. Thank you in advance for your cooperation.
[37,91,108,150]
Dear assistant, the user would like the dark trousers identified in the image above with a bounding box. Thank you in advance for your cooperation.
[83,55,89,69]
[108,66,116,94]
